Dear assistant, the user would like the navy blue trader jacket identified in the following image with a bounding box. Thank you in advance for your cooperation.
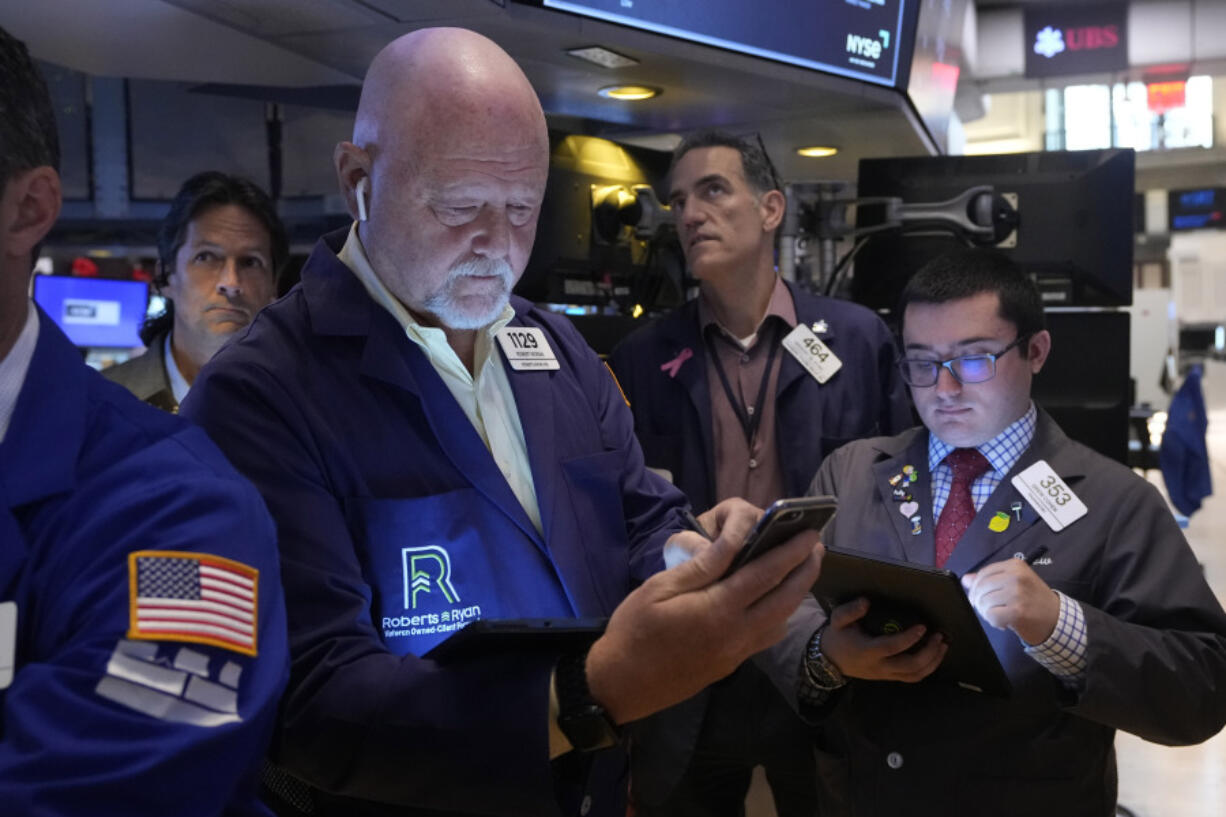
[183,229,688,817]
[1160,365,1212,517]
[0,309,289,816]
[608,281,912,513]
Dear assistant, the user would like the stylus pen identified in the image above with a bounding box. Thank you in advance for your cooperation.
[682,509,714,541]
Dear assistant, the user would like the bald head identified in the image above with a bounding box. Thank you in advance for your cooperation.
[334,27,551,334]
[353,27,547,164]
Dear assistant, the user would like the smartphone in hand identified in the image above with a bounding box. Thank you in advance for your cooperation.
[720,496,837,579]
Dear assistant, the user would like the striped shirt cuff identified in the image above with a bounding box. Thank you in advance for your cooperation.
[1024,590,1088,682]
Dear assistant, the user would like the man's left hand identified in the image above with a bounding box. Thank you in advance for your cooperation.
[962,559,1060,646]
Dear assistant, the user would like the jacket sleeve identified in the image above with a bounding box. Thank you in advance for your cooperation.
[183,363,570,816]
[1069,475,1226,745]
[0,438,289,817]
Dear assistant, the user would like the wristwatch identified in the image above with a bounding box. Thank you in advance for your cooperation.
[555,650,619,752]
[804,625,847,691]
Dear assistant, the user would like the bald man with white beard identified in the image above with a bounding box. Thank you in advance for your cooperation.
[183,28,823,817]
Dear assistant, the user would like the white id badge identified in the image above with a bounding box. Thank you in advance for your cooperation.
[0,601,16,690]
[496,327,560,371]
[1011,460,1088,532]
[781,324,843,384]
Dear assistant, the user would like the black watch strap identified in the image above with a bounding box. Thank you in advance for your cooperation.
[555,650,619,752]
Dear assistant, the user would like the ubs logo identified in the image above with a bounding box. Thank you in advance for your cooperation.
[1034,26,1065,59]
[1035,24,1119,59]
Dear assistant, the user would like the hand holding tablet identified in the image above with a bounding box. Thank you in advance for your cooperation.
[812,548,1012,696]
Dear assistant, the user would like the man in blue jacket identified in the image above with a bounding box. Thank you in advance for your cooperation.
[182,28,823,817]
[608,131,912,816]
[0,26,289,816]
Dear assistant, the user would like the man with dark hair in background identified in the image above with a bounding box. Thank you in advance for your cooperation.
[105,170,287,411]
[793,247,1226,816]
[608,130,911,816]
[0,25,289,815]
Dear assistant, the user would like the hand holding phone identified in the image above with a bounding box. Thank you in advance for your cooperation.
[720,496,837,579]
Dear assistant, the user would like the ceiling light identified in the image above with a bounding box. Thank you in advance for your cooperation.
[598,85,660,101]
[796,146,839,158]
[566,46,639,69]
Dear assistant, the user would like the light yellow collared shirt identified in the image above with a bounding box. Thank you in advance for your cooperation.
[336,223,543,534]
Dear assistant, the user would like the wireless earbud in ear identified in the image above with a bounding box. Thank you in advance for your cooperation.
[355,176,369,222]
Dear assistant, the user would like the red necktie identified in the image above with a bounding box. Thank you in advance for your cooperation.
[934,448,991,568]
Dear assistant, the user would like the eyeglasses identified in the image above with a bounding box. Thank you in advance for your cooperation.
[897,335,1028,388]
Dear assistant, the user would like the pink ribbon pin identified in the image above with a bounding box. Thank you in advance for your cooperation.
[660,347,693,379]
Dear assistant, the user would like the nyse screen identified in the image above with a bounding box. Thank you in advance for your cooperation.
[542,0,915,87]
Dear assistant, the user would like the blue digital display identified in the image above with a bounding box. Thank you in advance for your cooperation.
[1173,212,1223,230]
[1179,190,1216,208]
[33,276,148,348]
[1169,186,1226,231]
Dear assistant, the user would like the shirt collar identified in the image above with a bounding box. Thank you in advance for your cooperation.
[928,401,1038,475]
[163,332,191,406]
[698,276,796,349]
[335,222,513,375]
[0,300,40,444]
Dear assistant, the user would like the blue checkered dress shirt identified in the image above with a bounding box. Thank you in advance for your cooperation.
[928,401,1087,680]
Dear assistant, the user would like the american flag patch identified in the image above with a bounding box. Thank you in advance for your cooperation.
[127,551,259,656]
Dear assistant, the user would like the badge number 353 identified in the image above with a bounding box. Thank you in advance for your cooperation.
[1038,475,1073,506]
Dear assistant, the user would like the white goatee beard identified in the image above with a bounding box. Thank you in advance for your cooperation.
[422,257,515,330]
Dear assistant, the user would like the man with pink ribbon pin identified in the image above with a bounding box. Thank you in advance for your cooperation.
[609,130,911,817]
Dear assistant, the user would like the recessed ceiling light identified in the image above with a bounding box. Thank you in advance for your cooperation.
[796,146,839,158]
[598,85,660,101]
[566,46,640,69]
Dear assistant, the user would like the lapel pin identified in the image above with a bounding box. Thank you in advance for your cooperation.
[659,347,693,379]
[811,320,829,335]
[909,515,922,535]
[888,473,903,486]
[891,487,911,501]
[1011,501,1023,521]
[900,501,919,518]
[988,511,1011,533]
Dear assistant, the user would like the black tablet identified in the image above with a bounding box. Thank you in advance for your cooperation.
[811,548,1012,697]
[423,617,607,662]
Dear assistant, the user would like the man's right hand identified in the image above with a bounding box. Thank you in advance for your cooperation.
[584,519,823,725]
[819,597,948,683]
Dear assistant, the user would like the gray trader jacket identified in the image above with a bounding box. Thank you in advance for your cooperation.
[768,409,1226,817]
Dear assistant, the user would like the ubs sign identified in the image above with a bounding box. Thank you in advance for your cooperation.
[1024,3,1127,79]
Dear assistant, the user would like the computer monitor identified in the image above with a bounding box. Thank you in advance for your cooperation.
[32,276,148,348]
[852,149,1135,310]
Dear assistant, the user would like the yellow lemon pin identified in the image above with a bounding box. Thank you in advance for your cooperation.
[988,511,1011,533]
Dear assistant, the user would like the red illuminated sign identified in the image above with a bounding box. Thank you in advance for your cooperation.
[1064,25,1120,51]
[929,61,960,93]
[1147,81,1187,114]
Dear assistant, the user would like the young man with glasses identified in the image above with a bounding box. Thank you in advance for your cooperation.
[785,247,1226,816]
